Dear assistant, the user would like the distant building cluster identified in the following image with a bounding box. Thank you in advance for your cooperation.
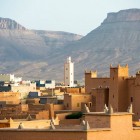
[0,74,22,83]
[0,58,140,140]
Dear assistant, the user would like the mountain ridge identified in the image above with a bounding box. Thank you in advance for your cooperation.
[0,17,26,30]
[103,9,140,23]
[0,9,140,82]
[0,17,83,80]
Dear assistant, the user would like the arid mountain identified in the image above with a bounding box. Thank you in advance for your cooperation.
[0,18,82,80]
[0,18,26,30]
[52,8,140,81]
[1,9,140,82]
[33,30,82,48]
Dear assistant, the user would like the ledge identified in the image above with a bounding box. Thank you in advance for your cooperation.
[83,112,133,116]
[133,127,140,130]
[0,128,111,132]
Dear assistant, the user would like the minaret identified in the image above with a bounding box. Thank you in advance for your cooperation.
[64,56,74,87]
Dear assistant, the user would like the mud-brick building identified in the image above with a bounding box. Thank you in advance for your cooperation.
[0,108,140,140]
[85,64,140,120]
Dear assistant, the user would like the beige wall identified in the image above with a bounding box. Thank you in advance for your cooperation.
[54,104,64,111]
[64,94,92,111]
[36,110,49,120]
[0,92,20,104]
[59,119,81,125]
[65,87,85,94]
[85,65,134,114]
[19,104,28,112]
[26,98,40,104]
[11,84,36,99]
[0,131,87,140]
[91,88,109,112]
[127,74,140,120]
[133,86,140,120]
[86,113,133,140]
[85,71,109,94]
[1,113,140,140]
[66,88,80,93]
[0,74,14,82]
[10,120,51,129]
[109,66,129,112]
[83,114,110,128]
[64,94,72,110]
[56,113,72,120]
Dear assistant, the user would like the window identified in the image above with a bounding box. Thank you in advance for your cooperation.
[131,97,133,102]
[89,103,92,107]
[67,103,69,107]
[77,103,80,107]
[122,77,125,80]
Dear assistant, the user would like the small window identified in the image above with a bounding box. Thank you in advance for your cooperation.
[67,103,69,107]
[89,103,92,107]
[77,103,80,107]
[113,95,114,98]
[131,97,133,102]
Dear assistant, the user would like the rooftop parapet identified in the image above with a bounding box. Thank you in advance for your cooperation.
[83,121,90,130]
[127,104,133,113]
[110,64,128,69]
[136,71,140,75]
[85,70,97,78]
[18,122,24,129]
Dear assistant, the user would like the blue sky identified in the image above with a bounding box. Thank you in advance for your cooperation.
[0,0,140,35]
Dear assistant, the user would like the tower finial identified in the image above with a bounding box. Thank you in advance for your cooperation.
[127,104,133,113]
[83,104,90,113]
[18,122,24,129]
[104,104,109,113]
[50,121,56,130]
[67,56,71,63]
[107,104,113,114]
[83,121,90,130]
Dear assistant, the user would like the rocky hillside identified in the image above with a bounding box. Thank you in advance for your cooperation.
[0,18,82,80]
[33,30,82,48]
[43,8,140,82]
[0,18,26,30]
[1,9,140,82]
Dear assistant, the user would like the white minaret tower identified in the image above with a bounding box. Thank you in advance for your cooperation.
[64,56,74,87]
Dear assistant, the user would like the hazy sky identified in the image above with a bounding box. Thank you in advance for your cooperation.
[0,0,140,35]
